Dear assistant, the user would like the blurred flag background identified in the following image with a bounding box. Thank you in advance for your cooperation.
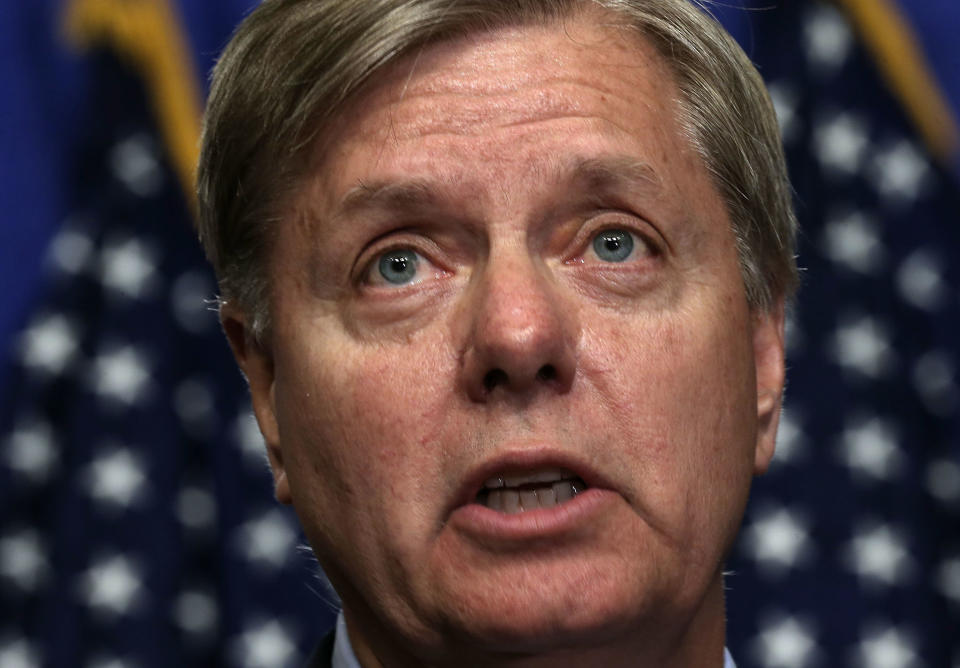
[0,1,958,666]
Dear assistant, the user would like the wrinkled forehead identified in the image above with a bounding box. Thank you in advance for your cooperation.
[301,12,698,204]
[375,18,671,128]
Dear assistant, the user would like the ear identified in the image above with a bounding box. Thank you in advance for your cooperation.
[220,302,292,504]
[751,299,786,475]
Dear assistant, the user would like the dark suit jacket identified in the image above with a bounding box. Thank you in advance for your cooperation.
[304,628,336,668]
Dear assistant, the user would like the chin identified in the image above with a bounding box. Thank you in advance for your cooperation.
[435,565,655,654]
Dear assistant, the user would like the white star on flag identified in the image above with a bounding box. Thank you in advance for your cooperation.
[937,557,960,605]
[3,420,58,483]
[235,508,298,569]
[17,313,80,377]
[844,524,913,587]
[79,554,144,617]
[233,410,269,468]
[751,614,819,668]
[804,4,853,73]
[99,237,159,300]
[820,210,885,274]
[0,638,40,668]
[854,625,919,668]
[173,378,216,437]
[896,249,947,312]
[174,589,219,636]
[230,620,299,668]
[926,458,960,505]
[869,140,929,203]
[772,408,808,466]
[84,446,149,509]
[88,345,153,405]
[109,133,164,197]
[170,270,217,334]
[87,656,137,668]
[912,352,958,417]
[46,223,94,275]
[177,485,217,530]
[814,112,869,175]
[0,529,48,592]
[768,82,801,143]
[742,506,814,577]
[838,416,903,482]
[830,314,896,379]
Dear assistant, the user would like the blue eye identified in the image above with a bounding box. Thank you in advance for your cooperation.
[592,229,634,262]
[377,249,420,284]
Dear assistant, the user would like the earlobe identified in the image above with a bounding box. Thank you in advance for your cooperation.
[752,300,786,475]
[220,303,292,504]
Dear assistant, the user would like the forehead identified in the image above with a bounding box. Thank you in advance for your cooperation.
[295,12,723,237]
[357,17,670,133]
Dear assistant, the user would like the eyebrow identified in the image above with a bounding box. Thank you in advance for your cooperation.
[565,156,662,199]
[333,154,662,217]
[335,179,442,219]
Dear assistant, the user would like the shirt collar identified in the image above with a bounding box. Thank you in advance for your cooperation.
[332,613,363,668]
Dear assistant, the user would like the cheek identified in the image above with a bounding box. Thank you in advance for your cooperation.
[273,328,457,527]
[582,304,756,532]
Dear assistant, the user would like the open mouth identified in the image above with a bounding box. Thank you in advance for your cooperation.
[474,468,588,513]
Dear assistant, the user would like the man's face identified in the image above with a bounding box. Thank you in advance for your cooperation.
[228,13,784,664]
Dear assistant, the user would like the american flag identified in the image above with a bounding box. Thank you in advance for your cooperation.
[723,2,960,667]
[0,1,957,666]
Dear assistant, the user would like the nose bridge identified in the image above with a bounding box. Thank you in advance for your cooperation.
[461,241,578,401]
[482,251,556,346]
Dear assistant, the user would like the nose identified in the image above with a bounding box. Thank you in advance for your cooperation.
[459,253,578,402]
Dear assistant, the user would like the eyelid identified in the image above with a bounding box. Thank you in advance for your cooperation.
[354,233,448,287]
[566,213,662,263]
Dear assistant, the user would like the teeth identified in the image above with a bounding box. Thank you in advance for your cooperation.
[536,485,557,507]
[484,468,574,489]
[503,489,520,514]
[476,468,587,513]
[486,489,504,511]
[478,479,584,514]
[534,469,567,483]
[483,475,505,489]
[554,479,573,503]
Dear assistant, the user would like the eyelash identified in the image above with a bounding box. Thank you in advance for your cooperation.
[356,232,447,288]
[570,217,661,264]
[356,216,660,288]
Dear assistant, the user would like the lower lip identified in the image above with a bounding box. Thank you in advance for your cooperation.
[447,488,616,543]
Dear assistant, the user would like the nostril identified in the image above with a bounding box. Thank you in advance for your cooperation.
[537,364,556,382]
[483,369,509,392]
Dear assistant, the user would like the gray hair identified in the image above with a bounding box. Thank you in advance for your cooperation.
[196,0,798,341]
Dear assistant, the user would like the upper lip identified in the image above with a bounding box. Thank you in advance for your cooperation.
[450,447,612,511]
